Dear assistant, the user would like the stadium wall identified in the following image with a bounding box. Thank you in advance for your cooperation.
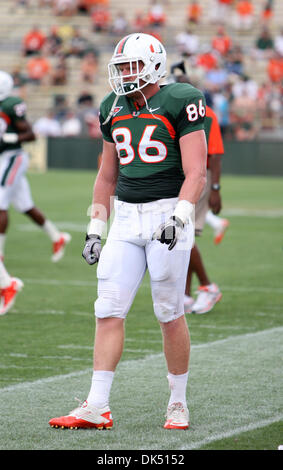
[46,138,283,176]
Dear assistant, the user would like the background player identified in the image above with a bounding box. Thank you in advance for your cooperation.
[0,70,71,270]
[49,32,207,431]
[176,73,224,314]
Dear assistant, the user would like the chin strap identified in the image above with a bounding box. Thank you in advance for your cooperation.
[137,88,162,121]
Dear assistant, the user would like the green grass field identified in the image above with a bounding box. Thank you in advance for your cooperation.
[0,170,282,451]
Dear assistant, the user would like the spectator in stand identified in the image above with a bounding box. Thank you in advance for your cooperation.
[53,0,78,16]
[111,11,129,37]
[224,44,244,75]
[210,0,234,25]
[26,53,52,85]
[212,26,232,57]
[53,94,69,123]
[45,26,63,56]
[68,26,90,58]
[260,0,274,26]
[56,24,75,56]
[61,110,82,136]
[38,0,53,7]
[196,46,219,72]
[22,25,46,57]
[50,53,68,86]
[91,4,111,32]
[267,51,283,83]
[76,92,101,138]
[77,0,102,14]
[187,0,202,25]
[253,27,274,60]
[204,62,229,93]
[256,81,271,125]
[213,89,231,138]
[131,10,148,32]
[33,109,62,137]
[80,51,98,83]
[175,28,199,58]
[233,0,254,30]
[14,0,30,9]
[232,74,258,101]
[147,0,166,28]
[274,28,283,57]
[230,85,258,140]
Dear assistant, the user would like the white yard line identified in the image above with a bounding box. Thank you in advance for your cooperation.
[181,415,283,450]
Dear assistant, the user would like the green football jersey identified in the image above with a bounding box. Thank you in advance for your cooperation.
[99,82,206,203]
[0,96,27,154]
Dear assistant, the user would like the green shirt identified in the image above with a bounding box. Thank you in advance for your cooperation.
[0,96,26,154]
[99,82,206,203]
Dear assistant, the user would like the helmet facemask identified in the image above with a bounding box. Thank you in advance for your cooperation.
[108,58,149,96]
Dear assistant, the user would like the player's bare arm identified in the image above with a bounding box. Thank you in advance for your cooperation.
[82,140,118,265]
[14,119,35,144]
[208,154,222,214]
[179,129,207,204]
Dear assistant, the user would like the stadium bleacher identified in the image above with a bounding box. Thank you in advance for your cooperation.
[0,0,282,134]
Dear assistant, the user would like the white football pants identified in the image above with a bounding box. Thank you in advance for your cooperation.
[95,198,194,323]
[0,149,34,212]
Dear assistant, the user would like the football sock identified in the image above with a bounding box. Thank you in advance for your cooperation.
[0,234,6,258]
[184,294,193,302]
[42,220,61,242]
[167,371,189,407]
[205,210,222,230]
[87,370,114,408]
[0,261,12,288]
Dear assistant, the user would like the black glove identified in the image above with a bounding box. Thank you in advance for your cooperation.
[82,234,102,265]
[152,216,184,251]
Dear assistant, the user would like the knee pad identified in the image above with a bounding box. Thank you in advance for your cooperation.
[94,296,118,319]
[151,282,184,323]
[94,282,132,319]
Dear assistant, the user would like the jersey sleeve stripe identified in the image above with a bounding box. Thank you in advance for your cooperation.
[0,111,11,124]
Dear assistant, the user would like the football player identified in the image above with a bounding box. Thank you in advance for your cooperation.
[0,71,71,260]
[170,65,227,315]
[0,71,71,314]
[49,33,207,430]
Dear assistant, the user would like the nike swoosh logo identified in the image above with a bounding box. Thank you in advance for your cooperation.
[149,107,160,113]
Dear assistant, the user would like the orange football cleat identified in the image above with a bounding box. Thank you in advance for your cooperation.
[49,400,113,430]
[164,402,190,430]
[52,232,71,262]
[0,277,24,316]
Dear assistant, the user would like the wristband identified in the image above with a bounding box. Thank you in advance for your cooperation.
[173,199,194,225]
[2,133,19,144]
[87,218,106,237]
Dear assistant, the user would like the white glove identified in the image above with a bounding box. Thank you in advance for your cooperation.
[82,234,102,265]
[152,216,185,251]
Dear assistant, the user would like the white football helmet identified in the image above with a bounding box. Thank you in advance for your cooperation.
[0,71,13,101]
[108,33,167,96]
